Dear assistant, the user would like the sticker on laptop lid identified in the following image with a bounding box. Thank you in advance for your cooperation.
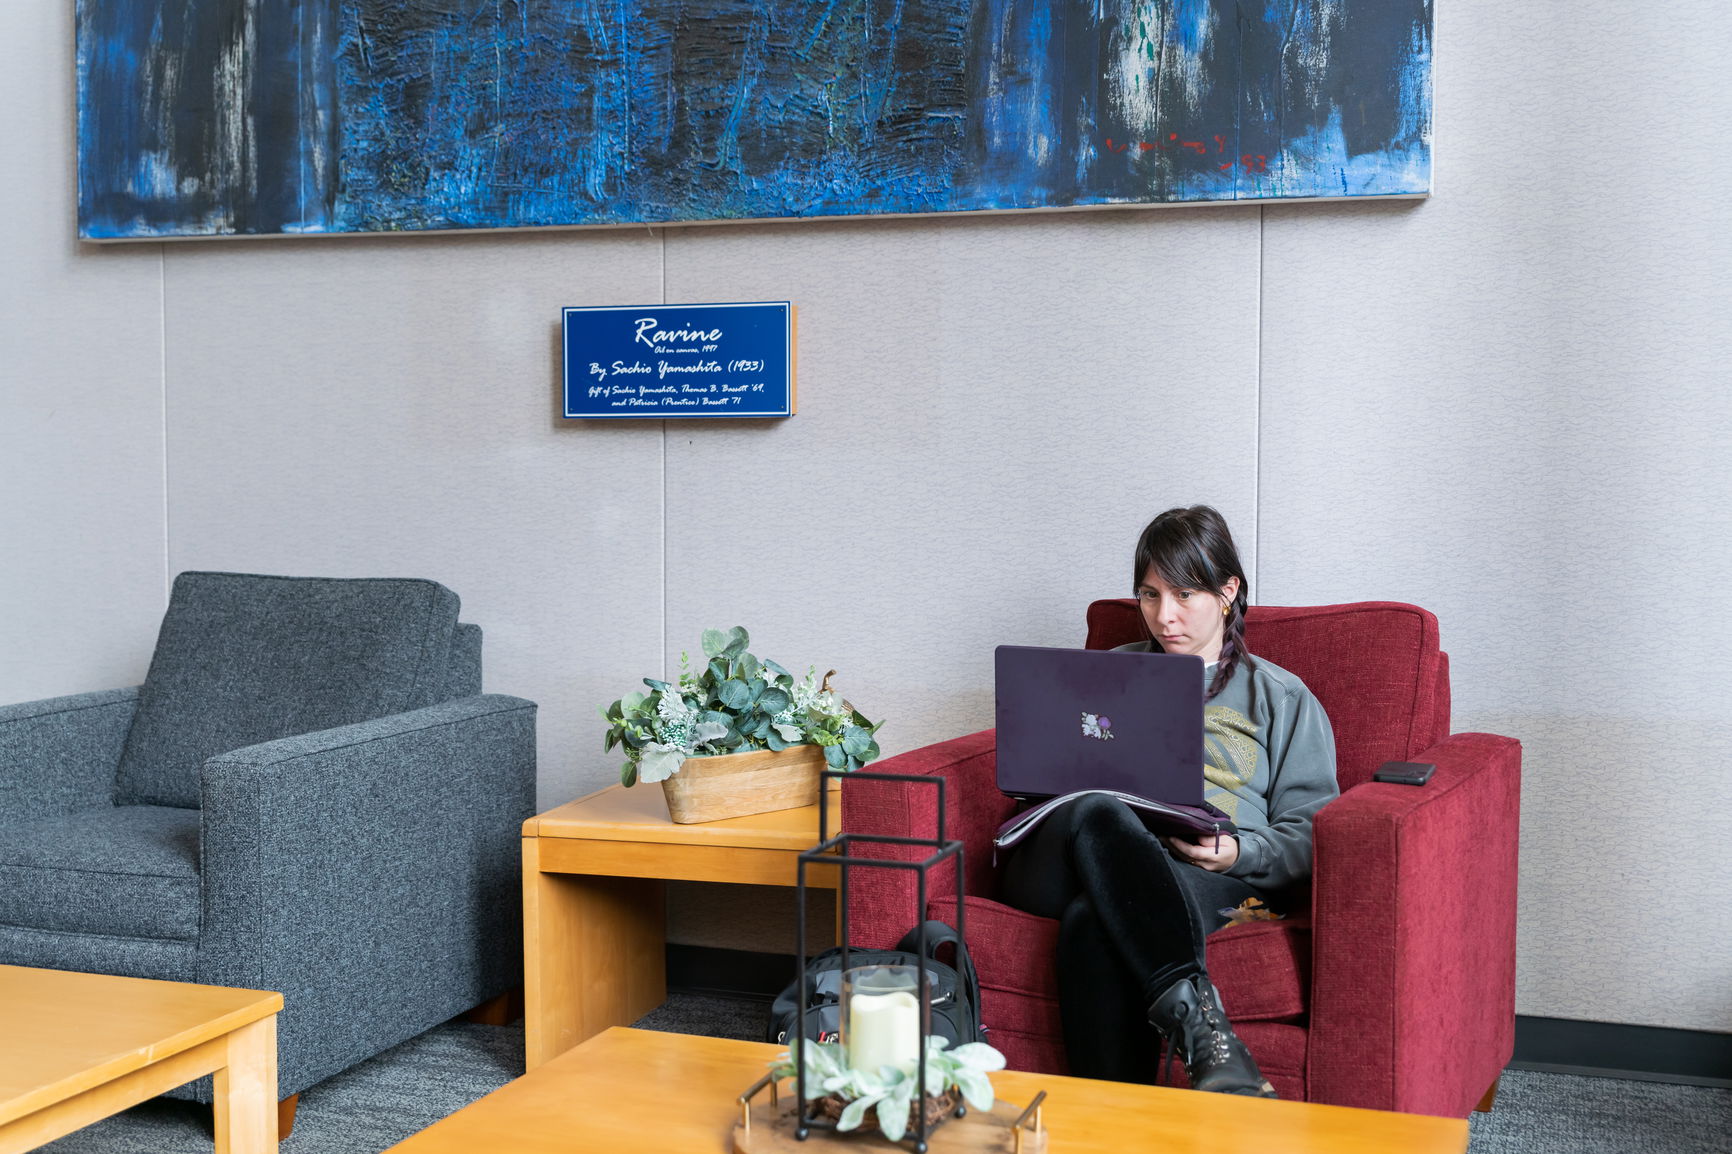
[1081,713,1115,741]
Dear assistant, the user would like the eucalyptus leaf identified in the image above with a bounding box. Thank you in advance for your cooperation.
[757,686,791,713]
[717,679,752,710]
[876,1082,915,1142]
[763,658,790,681]
[824,744,847,768]
[619,760,637,787]
[954,1068,995,1110]
[643,678,672,692]
[636,743,686,783]
[766,730,787,752]
[604,730,619,753]
[701,628,728,658]
[923,1060,948,1095]
[820,1072,860,1096]
[802,1040,842,1081]
[707,658,730,684]
[723,626,750,659]
[841,726,873,758]
[950,1043,1006,1071]
[837,1094,879,1132]
[622,690,648,714]
[738,653,761,680]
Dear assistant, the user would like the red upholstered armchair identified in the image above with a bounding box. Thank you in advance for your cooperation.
[841,601,1520,1117]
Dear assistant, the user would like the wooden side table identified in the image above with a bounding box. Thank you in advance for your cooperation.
[0,965,281,1154]
[523,784,838,1069]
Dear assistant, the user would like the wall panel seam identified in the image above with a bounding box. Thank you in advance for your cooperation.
[158,243,170,604]
[661,228,668,680]
[1254,207,1264,596]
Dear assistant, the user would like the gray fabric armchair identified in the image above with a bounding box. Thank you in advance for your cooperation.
[0,572,537,1101]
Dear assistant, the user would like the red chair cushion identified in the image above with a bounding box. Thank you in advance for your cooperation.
[986,1011,1067,1076]
[1208,917,1312,1023]
[950,897,1059,1000]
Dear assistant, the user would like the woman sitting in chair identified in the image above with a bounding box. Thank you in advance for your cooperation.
[1000,505,1338,1097]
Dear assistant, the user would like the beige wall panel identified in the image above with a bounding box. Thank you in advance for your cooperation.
[1257,0,1732,1031]
[0,2,166,703]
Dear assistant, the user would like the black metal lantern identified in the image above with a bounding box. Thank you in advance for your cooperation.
[792,769,965,1153]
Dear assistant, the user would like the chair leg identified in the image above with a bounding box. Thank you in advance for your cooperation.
[278,1093,300,1139]
[1474,1076,1500,1113]
[462,985,525,1027]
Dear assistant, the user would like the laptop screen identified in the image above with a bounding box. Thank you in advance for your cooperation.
[994,646,1207,804]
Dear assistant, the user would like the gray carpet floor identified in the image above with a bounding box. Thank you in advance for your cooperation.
[38,995,1731,1153]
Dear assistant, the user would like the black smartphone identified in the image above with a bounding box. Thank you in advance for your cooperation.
[1373,761,1436,786]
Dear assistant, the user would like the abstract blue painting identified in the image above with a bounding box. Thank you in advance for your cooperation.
[77,2,1432,239]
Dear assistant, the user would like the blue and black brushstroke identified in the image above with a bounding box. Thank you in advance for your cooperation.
[76,1,1432,239]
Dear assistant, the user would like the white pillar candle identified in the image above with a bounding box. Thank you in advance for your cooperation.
[846,989,920,1074]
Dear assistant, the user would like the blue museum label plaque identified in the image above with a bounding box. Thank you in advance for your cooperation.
[563,302,795,419]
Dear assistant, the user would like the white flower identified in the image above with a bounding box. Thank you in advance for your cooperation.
[657,693,695,722]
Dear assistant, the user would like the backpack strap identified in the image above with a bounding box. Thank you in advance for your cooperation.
[895,920,983,1041]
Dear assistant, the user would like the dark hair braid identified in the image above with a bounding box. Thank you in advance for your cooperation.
[1210,587,1250,701]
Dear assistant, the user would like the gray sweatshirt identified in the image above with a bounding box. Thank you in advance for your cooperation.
[1112,643,1339,891]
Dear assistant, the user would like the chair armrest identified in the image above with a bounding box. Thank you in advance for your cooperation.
[842,730,1011,949]
[1309,731,1521,1117]
[0,687,136,822]
[196,693,537,1092]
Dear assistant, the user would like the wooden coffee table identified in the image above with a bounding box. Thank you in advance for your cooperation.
[522,784,838,1068]
[385,1026,1468,1153]
[0,965,281,1154]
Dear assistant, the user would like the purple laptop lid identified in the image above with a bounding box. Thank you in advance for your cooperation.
[995,646,1207,802]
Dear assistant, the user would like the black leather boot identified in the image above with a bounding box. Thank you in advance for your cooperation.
[1148,976,1277,1098]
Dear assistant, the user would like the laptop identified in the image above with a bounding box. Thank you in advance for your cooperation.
[993,645,1233,847]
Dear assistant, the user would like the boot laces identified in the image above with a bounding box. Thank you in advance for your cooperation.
[1155,982,1234,1086]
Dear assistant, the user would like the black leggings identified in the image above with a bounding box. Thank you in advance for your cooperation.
[999,793,1267,1083]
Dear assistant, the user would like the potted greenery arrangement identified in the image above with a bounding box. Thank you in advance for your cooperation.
[600,626,883,823]
[768,1037,1007,1143]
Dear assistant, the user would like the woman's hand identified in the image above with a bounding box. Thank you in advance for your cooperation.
[1165,832,1239,873]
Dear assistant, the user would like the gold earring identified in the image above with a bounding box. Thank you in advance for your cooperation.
[1222,605,1230,617]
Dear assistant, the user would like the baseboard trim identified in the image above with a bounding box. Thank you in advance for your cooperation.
[666,944,790,1001]
[1512,1015,1732,1087]
[667,949,1732,1087]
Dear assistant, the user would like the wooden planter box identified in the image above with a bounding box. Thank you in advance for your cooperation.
[660,743,831,824]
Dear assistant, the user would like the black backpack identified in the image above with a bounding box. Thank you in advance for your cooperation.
[766,921,984,1047]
